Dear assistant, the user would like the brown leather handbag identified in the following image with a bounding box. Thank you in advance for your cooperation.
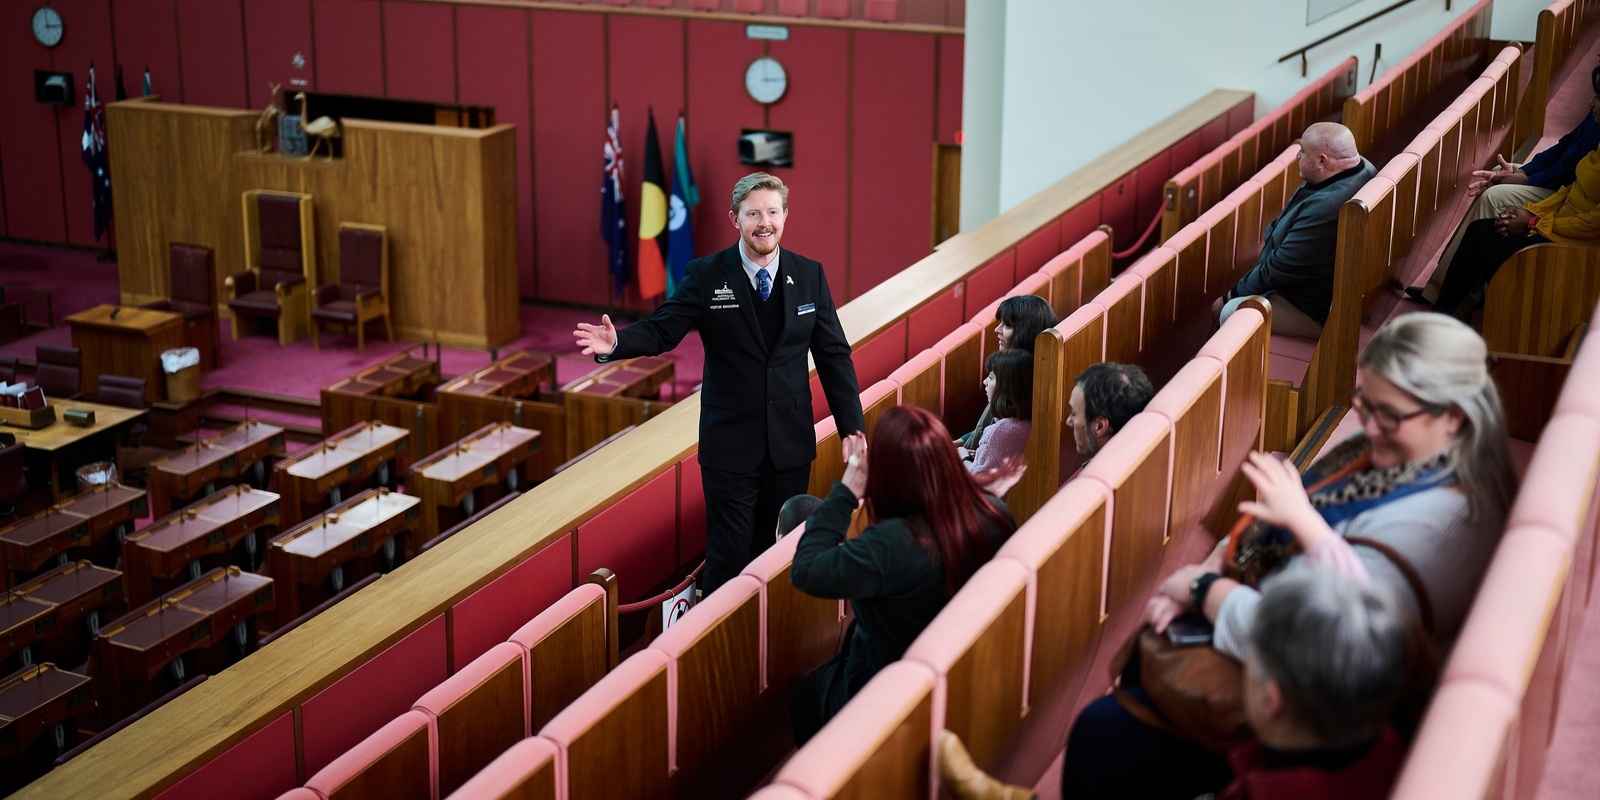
[1109,623,1250,754]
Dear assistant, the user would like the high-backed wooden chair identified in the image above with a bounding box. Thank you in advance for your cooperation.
[143,243,220,370]
[226,190,315,345]
[312,223,392,353]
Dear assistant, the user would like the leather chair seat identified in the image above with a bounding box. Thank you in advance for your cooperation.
[310,300,359,323]
[228,291,287,316]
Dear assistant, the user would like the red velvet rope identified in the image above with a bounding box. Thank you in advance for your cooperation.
[1111,204,1168,261]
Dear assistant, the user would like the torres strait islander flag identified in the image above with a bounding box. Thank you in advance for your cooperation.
[635,109,669,299]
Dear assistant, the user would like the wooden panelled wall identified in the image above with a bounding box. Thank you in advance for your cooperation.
[0,0,962,311]
[107,100,520,347]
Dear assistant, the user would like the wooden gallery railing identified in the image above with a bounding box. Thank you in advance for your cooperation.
[16,91,1255,800]
[1515,0,1600,147]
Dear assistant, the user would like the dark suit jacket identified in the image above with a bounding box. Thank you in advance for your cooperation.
[603,244,865,472]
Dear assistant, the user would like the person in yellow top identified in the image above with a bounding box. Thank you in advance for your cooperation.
[1434,66,1600,318]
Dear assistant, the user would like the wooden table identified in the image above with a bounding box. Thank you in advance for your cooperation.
[93,567,274,721]
[0,483,146,585]
[2,399,148,501]
[268,488,420,619]
[0,594,55,667]
[64,304,184,403]
[561,356,675,458]
[123,485,280,604]
[13,561,125,669]
[322,351,442,455]
[409,423,540,540]
[272,421,411,527]
[0,663,93,789]
[437,352,563,484]
[148,420,286,518]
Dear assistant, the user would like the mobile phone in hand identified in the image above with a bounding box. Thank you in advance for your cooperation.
[1165,613,1214,647]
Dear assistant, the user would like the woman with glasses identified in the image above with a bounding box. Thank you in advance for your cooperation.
[1059,312,1517,800]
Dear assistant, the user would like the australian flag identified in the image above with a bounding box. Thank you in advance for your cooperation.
[81,64,113,241]
[601,105,628,296]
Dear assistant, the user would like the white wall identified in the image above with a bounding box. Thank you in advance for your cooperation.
[963,0,1522,226]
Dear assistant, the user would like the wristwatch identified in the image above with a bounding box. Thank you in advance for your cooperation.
[1190,572,1222,610]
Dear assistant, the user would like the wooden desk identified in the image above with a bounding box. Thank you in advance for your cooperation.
[322,352,442,456]
[0,594,55,668]
[123,485,280,604]
[268,488,420,619]
[561,356,675,458]
[0,483,146,584]
[148,420,286,518]
[13,561,125,669]
[4,400,148,502]
[93,567,274,721]
[272,421,411,528]
[64,305,184,402]
[438,352,564,484]
[409,423,540,539]
[0,664,93,791]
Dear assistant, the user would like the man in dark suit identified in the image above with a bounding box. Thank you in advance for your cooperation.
[575,173,864,595]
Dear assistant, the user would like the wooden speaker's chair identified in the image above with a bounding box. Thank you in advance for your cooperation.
[311,223,391,353]
[226,190,315,345]
[143,244,220,370]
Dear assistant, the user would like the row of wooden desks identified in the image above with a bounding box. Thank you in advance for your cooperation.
[0,483,146,586]
[0,663,93,792]
[273,421,411,527]
[147,420,286,518]
[94,567,275,722]
[123,485,280,604]
[409,423,539,540]
[270,488,419,620]
[2,561,126,670]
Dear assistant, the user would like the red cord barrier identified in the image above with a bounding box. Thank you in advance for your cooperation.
[1111,205,1167,261]
[616,561,706,614]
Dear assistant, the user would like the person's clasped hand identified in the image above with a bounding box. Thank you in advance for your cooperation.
[1493,206,1534,237]
[1466,155,1523,197]
[840,432,869,499]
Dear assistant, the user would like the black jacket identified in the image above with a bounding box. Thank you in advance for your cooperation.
[1232,158,1377,325]
[604,244,865,472]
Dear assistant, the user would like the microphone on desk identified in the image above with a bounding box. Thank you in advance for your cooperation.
[244,396,251,423]
[457,419,467,454]
[110,306,121,321]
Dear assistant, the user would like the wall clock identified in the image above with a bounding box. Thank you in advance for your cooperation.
[32,6,63,48]
[744,56,787,105]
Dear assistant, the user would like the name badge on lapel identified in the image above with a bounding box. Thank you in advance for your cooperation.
[711,283,739,311]
[797,303,816,315]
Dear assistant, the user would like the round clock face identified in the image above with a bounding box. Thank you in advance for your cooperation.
[744,56,787,105]
[32,7,63,48]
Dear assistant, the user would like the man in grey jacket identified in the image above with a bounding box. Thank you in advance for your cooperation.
[1214,122,1377,338]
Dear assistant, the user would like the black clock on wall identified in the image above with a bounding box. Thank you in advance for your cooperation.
[32,6,64,48]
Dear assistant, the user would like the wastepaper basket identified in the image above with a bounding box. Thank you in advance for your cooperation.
[162,347,201,404]
[76,461,119,494]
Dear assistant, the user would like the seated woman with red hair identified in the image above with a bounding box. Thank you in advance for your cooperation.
[789,405,1021,745]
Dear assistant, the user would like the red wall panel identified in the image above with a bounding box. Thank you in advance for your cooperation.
[685,20,766,269]
[532,11,607,306]
[768,26,851,299]
[1133,150,1171,242]
[1100,170,1137,251]
[451,533,574,667]
[298,614,448,777]
[153,712,297,800]
[243,0,314,110]
[176,0,248,108]
[1058,200,1100,249]
[0,11,66,242]
[849,30,936,299]
[457,4,535,297]
[902,0,948,26]
[52,0,118,247]
[577,470,678,601]
[964,251,1015,318]
[384,1,457,103]
[906,285,962,356]
[1015,223,1060,276]
[114,0,184,103]
[608,14,686,309]
[311,0,384,96]
[937,36,963,144]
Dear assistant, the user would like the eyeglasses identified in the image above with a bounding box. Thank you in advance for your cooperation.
[1349,389,1436,434]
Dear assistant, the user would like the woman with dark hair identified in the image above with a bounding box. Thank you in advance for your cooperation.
[968,349,1033,478]
[958,294,1058,459]
[790,405,1020,745]
[1433,65,1600,317]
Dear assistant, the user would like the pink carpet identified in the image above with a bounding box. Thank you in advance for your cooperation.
[0,241,705,402]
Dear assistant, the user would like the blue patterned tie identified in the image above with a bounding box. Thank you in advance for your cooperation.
[757,268,771,301]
